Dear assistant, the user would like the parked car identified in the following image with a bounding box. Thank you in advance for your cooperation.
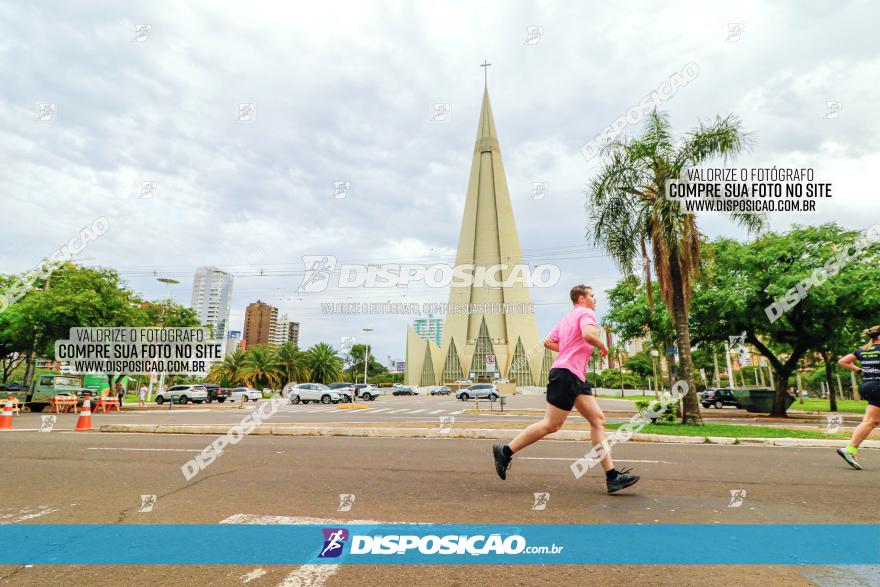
[329,382,355,402]
[288,383,343,405]
[228,387,263,402]
[203,384,230,403]
[456,383,500,401]
[392,386,418,396]
[429,386,451,396]
[701,387,740,409]
[354,383,378,401]
[454,379,473,385]
[155,384,208,405]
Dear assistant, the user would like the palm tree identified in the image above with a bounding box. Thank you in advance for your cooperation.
[274,341,306,387]
[587,110,766,424]
[304,342,343,384]
[239,345,282,390]
[206,347,248,387]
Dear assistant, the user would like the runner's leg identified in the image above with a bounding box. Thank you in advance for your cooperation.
[849,404,880,448]
[508,402,570,453]
[574,394,613,472]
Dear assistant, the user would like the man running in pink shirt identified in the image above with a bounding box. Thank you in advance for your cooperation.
[492,284,640,493]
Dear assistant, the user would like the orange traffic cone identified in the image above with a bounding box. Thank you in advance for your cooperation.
[75,397,92,431]
[0,396,12,429]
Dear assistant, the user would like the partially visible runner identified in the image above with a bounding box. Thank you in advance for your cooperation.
[492,284,640,493]
[836,324,880,469]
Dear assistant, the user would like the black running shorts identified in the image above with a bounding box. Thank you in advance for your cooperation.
[860,380,880,408]
[546,367,593,411]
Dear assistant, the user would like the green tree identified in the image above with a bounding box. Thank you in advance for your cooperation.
[344,344,387,382]
[206,348,248,387]
[689,224,880,416]
[239,345,282,389]
[304,342,343,384]
[274,341,306,387]
[587,110,766,423]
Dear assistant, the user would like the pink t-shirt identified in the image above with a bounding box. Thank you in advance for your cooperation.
[547,306,598,382]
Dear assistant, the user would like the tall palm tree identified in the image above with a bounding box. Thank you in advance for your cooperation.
[239,345,282,390]
[274,341,306,387]
[206,347,248,387]
[304,342,343,384]
[587,110,765,424]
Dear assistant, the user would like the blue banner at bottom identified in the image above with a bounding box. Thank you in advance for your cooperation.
[0,524,877,565]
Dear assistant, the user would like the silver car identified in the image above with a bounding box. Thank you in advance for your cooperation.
[155,384,208,405]
[288,383,343,405]
[228,387,263,402]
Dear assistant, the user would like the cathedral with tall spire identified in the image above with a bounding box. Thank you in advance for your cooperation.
[405,68,550,386]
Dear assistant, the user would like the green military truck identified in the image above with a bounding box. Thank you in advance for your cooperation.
[4,374,93,413]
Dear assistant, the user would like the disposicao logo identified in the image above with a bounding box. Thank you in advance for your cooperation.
[319,528,348,558]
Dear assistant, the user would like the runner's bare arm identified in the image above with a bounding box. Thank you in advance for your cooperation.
[543,337,559,352]
[838,353,863,374]
[582,324,608,357]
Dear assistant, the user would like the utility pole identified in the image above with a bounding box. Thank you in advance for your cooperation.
[362,328,373,386]
[724,341,736,389]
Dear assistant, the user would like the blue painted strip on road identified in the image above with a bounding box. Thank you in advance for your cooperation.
[0,525,877,565]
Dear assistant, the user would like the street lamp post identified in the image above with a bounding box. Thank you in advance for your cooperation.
[156,277,179,409]
[362,328,373,387]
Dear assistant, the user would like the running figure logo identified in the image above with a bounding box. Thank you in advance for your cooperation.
[439,416,455,434]
[139,494,157,512]
[298,255,337,292]
[39,415,57,432]
[532,492,550,511]
[319,528,349,558]
[337,494,356,512]
[825,414,843,434]
[728,489,747,508]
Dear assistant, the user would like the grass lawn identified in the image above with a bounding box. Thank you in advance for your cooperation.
[789,398,866,414]
[606,422,849,439]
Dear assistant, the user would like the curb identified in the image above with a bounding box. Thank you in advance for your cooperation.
[96,424,880,448]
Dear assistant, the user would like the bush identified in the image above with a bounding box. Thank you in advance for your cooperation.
[634,395,680,424]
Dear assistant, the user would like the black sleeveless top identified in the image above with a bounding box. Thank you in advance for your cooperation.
[854,344,880,381]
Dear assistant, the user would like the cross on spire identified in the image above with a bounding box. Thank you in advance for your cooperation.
[480,59,492,87]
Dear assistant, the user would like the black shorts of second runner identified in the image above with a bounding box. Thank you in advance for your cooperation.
[860,380,880,408]
[546,367,593,411]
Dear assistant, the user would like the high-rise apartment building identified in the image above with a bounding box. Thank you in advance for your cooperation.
[191,266,233,341]
[243,300,277,347]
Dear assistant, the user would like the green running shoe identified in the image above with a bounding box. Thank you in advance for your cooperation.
[837,447,862,470]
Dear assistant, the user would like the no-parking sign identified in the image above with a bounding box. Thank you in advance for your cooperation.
[485,354,496,372]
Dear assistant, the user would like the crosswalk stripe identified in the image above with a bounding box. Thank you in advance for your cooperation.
[408,409,426,414]
[428,410,445,414]
[450,410,464,415]
[369,408,392,413]
[387,409,408,414]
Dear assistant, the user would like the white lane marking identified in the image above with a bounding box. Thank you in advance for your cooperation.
[387,409,408,414]
[516,457,671,463]
[368,408,392,413]
[428,410,445,414]
[0,506,59,525]
[408,409,426,414]
[240,568,267,583]
[450,410,465,415]
[87,447,201,452]
[221,514,426,587]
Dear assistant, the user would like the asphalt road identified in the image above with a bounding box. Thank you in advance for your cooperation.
[2,428,879,586]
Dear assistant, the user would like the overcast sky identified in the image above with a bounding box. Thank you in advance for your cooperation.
[1,1,877,363]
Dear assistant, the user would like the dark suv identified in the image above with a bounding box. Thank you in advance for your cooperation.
[204,384,230,403]
[701,387,740,409]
